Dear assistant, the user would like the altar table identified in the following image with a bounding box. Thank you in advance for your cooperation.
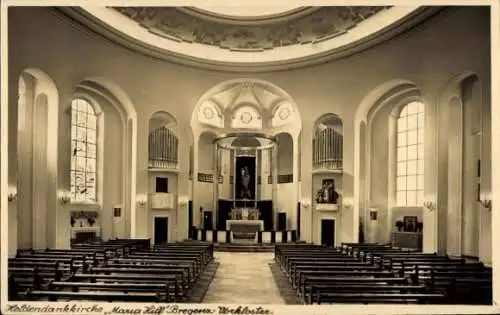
[226,220,264,231]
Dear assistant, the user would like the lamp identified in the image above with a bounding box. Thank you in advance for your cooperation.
[342,197,353,209]
[300,198,311,209]
[7,186,17,202]
[136,195,148,207]
[178,196,189,206]
[57,190,72,204]
[423,200,437,211]
[479,192,492,209]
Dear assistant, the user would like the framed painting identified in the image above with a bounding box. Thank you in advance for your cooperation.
[403,216,417,232]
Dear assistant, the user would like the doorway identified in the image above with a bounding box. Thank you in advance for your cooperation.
[154,217,169,245]
[321,219,335,247]
[203,211,213,230]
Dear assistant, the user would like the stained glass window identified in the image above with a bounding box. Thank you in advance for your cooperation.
[396,101,424,206]
[70,98,97,202]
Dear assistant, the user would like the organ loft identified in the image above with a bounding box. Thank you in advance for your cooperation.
[2,4,496,308]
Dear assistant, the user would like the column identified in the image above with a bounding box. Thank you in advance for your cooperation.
[272,145,278,230]
[292,134,300,231]
[213,144,219,230]
[192,136,201,229]
[255,148,258,208]
[233,149,237,209]
[446,97,463,256]
[32,96,48,249]
[177,123,191,241]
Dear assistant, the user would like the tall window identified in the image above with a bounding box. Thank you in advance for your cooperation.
[70,98,97,202]
[396,101,424,206]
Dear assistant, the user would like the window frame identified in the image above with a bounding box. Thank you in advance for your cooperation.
[394,101,425,207]
[69,96,102,205]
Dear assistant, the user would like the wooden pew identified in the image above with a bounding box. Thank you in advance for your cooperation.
[300,276,410,304]
[69,273,182,301]
[47,281,174,302]
[26,289,165,302]
[315,292,446,304]
[275,243,481,305]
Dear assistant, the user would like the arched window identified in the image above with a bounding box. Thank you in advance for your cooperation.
[396,101,424,206]
[70,98,98,203]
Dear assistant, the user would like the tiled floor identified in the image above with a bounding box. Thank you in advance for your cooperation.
[202,252,285,304]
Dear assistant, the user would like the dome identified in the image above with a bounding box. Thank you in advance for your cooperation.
[60,5,439,72]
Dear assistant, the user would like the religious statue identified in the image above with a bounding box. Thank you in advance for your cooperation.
[240,166,252,199]
[315,179,339,204]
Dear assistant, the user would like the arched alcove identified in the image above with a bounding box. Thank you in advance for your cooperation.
[461,76,482,258]
[14,69,59,252]
[198,131,218,174]
[190,78,302,234]
[313,113,343,171]
[148,111,179,169]
[68,78,137,242]
[438,73,485,259]
[276,132,293,178]
[356,80,423,245]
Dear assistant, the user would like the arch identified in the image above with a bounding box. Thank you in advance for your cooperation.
[354,79,422,244]
[436,71,485,258]
[355,79,418,123]
[190,78,302,136]
[149,110,178,133]
[16,68,59,250]
[74,77,138,237]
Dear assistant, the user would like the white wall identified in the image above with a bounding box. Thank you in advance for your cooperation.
[275,183,296,230]
[147,172,178,241]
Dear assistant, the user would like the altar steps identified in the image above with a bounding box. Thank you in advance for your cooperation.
[214,242,275,252]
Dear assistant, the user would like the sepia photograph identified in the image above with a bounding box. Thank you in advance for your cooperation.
[0,1,498,314]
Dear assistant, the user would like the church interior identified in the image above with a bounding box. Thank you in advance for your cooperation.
[3,4,496,306]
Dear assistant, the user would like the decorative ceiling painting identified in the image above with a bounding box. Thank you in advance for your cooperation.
[113,6,391,52]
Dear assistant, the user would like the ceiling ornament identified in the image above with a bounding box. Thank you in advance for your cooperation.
[278,107,291,120]
[113,6,391,53]
[240,112,253,124]
[203,107,215,119]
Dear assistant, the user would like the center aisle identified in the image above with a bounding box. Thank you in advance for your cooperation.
[202,252,285,304]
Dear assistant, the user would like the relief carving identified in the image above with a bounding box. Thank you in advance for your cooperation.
[115,6,390,52]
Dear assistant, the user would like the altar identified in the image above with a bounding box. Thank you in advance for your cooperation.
[226,219,264,231]
[230,207,260,220]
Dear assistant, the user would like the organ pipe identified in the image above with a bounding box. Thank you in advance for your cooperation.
[312,125,343,170]
[148,127,179,169]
